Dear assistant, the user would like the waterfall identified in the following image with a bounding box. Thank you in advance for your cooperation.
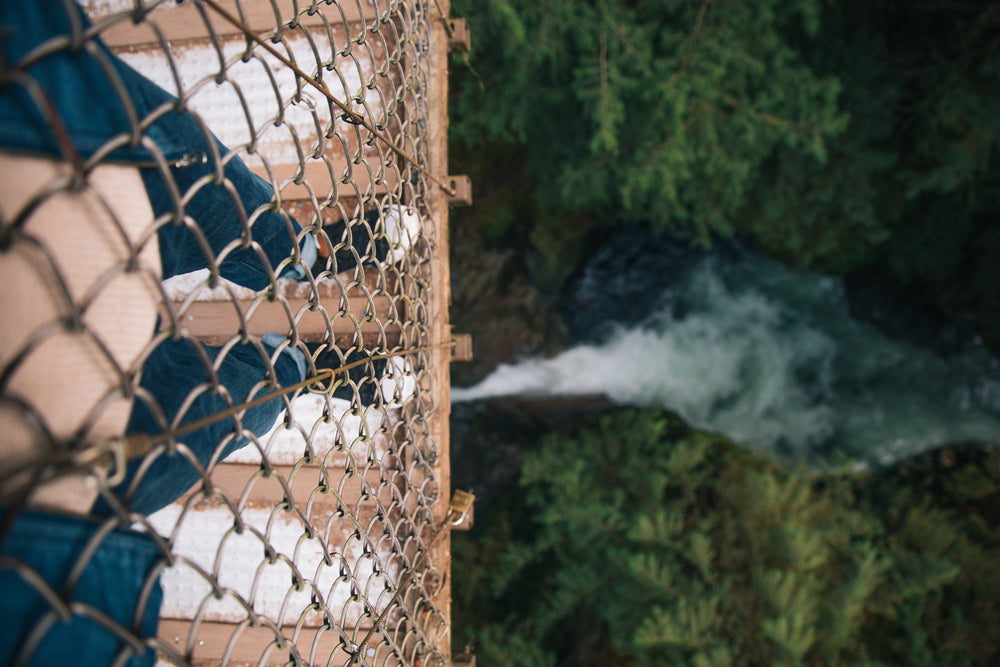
[453,243,1000,466]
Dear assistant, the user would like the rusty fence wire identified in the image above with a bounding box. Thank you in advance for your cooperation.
[0,1,460,665]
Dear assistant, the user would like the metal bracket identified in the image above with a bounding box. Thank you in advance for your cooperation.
[447,489,476,526]
[447,18,471,54]
[451,334,473,362]
[445,175,473,207]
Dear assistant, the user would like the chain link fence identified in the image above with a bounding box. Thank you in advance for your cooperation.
[1,1,460,665]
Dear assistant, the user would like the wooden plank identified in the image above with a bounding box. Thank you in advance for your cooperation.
[154,496,407,629]
[250,159,399,203]
[158,619,388,666]
[200,463,392,510]
[423,0,455,662]
[88,0,392,49]
[162,296,403,344]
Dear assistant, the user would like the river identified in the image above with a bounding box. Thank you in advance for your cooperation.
[453,231,1000,467]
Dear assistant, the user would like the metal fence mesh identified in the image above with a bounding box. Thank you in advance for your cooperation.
[0,1,455,665]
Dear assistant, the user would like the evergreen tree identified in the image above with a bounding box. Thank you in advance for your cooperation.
[451,0,846,245]
[454,409,1000,666]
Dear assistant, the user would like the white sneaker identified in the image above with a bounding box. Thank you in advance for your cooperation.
[382,205,421,264]
[380,355,417,406]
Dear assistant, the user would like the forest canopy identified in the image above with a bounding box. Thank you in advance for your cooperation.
[452,0,846,245]
[450,0,1000,344]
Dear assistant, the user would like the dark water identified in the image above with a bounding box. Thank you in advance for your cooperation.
[454,231,1000,467]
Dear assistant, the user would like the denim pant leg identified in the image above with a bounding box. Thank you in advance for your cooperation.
[0,4,159,162]
[111,59,314,290]
[94,334,306,517]
[0,510,162,667]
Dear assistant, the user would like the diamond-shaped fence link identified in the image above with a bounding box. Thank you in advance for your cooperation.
[0,1,456,665]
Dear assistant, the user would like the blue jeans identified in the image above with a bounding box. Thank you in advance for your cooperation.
[0,3,324,664]
[0,510,163,667]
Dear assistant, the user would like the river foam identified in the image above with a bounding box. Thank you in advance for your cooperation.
[453,244,1000,466]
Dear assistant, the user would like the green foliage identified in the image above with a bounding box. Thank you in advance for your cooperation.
[451,0,846,245]
[734,18,902,273]
[454,409,1000,666]
[451,0,1000,335]
[472,626,558,667]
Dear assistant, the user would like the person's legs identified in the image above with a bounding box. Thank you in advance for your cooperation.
[307,343,387,406]
[0,6,307,662]
[94,58,314,515]
[1,10,170,662]
[1,1,418,519]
